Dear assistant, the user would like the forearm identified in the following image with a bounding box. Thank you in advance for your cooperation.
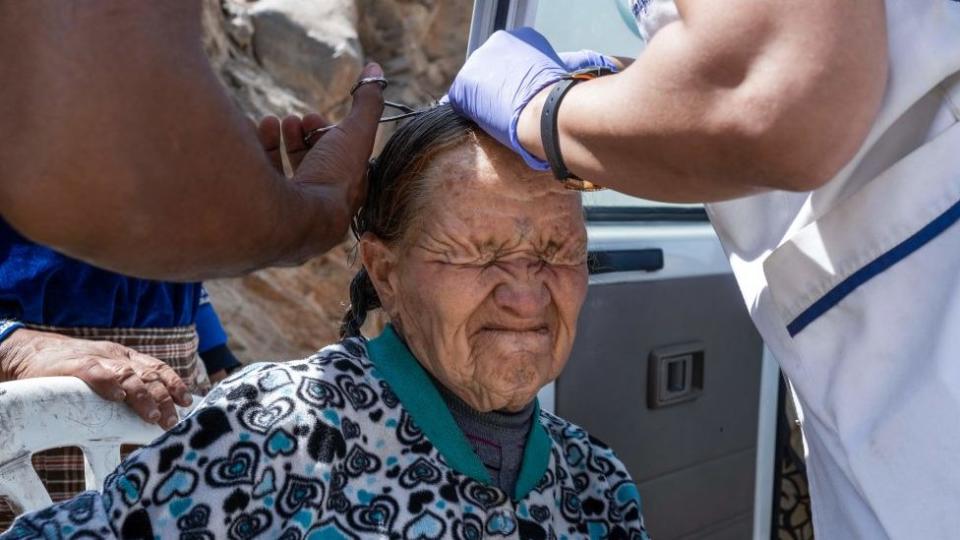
[0,1,350,280]
[4,159,344,281]
[517,0,888,202]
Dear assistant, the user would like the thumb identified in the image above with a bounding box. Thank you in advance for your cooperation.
[330,63,386,149]
[558,50,619,74]
[295,63,384,213]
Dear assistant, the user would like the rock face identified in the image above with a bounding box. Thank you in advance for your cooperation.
[357,0,472,107]
[249,0,363,112]
[201,0,470,361]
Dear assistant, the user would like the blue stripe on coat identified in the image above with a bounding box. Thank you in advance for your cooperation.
[787,196,960,336]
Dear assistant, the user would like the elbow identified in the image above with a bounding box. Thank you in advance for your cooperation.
[728,69,887,194]
[780,160,845,193]
[726,95,883,194]
[744,120,876,193]
[753,141,844,193]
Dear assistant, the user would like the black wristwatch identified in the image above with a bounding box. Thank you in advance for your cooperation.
[539,66,615,191]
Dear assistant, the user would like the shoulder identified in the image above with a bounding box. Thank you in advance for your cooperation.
[539,409,629,477]
[539,410,647,533]
[539,409,617,457]
[204,337,375,406]
[192,337,387,437]
[539,410,640,502]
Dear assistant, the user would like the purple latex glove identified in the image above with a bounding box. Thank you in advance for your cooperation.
[557,50,620,74]
[447,28,616,171]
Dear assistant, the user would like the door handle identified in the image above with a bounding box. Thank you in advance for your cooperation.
[588,249,664,274]
[647,343,705,409]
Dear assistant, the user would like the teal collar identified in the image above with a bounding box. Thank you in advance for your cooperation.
[366,325,551,501]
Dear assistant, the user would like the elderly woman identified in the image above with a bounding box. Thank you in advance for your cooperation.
[2,106,647,539]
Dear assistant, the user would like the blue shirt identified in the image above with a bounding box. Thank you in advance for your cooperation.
[0,219,200,328]
[0,219,232,360]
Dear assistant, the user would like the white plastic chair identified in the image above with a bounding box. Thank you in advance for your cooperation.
[0,376,196,515]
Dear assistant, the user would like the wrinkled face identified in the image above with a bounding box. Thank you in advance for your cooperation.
[362,136,588,412]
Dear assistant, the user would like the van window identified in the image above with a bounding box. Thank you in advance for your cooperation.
[532,0,704,219]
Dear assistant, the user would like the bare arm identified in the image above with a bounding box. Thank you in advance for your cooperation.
[0,1,382,280]
[517,0,889,202]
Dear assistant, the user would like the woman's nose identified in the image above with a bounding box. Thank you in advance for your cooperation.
[492,272,550,318]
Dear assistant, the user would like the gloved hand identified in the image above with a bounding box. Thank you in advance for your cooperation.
[445,28,617,170]
[557,50,620,75]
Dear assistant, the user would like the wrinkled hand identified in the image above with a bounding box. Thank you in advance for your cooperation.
[0,328,192,429]
[446,28,617,170]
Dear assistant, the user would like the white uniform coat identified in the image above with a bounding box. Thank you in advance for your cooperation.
[634,0,960,537]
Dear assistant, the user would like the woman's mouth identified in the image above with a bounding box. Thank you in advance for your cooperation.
[481,324,549,334]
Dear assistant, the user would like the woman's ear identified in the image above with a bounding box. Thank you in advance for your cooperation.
[359,233,399,314]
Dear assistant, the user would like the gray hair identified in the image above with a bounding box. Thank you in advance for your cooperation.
[340,105,477,339]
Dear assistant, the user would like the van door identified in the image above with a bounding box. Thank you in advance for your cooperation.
[466,2,781,539]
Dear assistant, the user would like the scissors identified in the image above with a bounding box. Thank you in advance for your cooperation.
[303,76,421,144]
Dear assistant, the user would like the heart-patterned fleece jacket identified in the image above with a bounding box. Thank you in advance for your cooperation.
[2,326,648,540]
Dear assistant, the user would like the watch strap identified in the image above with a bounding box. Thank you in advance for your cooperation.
[540,77,583,181]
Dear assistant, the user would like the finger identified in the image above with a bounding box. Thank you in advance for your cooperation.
[301,113,327,133]
[138,353,192,407]
[324,64,385,207]
[305,63,384,177]
[341,64,386,139]
[129,351,190,428]
[300,113,328,147]
[144,378,178,430]
[114,364,162,425]
[557,50,619,73]
[74,358,128,402]
[281,115,309,171]
[258,116,284,173]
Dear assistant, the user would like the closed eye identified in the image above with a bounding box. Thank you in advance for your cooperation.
[541,252,588,267]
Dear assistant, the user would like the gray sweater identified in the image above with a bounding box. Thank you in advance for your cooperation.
[436,383,535,494]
